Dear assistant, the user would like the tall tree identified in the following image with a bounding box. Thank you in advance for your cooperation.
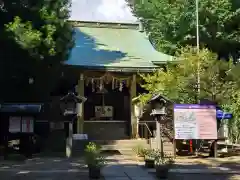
[0,0,74,101]
[140,46,240,143]
[141,47,240,104]
[131,0,240,59]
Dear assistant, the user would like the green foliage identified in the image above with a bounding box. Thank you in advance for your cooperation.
[140,46,239,105]
[132,145,147,157]
[221,93,240,143]
[155,151,174,165]
[140,46,240,143]
[131,0,240,59]
[84,142,106,167]
[144,149,157,160]
[0,0,74,101]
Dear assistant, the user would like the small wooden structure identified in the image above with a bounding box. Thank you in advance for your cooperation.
[0,103,43,156]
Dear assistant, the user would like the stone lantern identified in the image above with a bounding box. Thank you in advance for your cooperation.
[148,93,167,156]
[60,91,87,157]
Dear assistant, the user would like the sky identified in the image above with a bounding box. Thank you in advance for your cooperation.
[69,0,138,24]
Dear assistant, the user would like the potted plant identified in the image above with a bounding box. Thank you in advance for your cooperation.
[155,151,174,179]
[132,145,147,157]
[144,149,156,168]
[84,142,106,179]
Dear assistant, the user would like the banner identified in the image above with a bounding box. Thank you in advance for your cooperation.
[21,116,34,133]
[9,116,21,133]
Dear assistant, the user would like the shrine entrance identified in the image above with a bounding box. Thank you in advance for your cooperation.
[82,72,131,140]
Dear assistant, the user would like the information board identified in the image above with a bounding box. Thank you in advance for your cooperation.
[9,116,21,133]
[21,116,34,133]
[174,104,217,140]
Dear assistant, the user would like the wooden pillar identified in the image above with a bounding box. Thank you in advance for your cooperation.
[76,73,84,133]
[130,74,138,138]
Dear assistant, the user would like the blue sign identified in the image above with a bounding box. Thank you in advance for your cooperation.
[216,110,232,119]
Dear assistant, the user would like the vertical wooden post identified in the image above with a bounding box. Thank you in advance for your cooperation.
[130,74,137,138]
[77,73,84,134]
[66,122,73,158]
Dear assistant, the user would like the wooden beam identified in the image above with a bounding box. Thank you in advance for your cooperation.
[76,73,84,133]
[130,74,138,138]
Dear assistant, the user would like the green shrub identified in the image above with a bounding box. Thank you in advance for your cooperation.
[84,142,106,167]
[132,145,147,157]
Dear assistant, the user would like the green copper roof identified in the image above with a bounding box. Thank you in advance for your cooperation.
[66,26,173,71]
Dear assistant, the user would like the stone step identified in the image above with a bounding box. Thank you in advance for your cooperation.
[100,144,150,151]
[90,139,151,153]
[92,139,149,145]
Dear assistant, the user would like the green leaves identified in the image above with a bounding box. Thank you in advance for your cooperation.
[5,16,42,50]
[140,46,239,104]
[132,0,240,58]
[0,0,74,101]
[140,46,240,142]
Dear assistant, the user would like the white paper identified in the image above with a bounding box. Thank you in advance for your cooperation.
[21,116,34,133]
[9,116,21,133]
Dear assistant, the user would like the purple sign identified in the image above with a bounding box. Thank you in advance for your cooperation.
[174,104,216,109]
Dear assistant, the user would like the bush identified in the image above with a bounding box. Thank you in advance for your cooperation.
[84,142,106,167]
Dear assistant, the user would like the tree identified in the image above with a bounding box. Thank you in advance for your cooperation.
[131,0,240,59]
[0,0,74,101]
[222,91,240,144]
[140,46,240,144]
[141,47,240,104]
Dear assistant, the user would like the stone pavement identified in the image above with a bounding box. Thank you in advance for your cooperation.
[0,157,98,180]
[0,155,154,180]
[139,156,240,180]
[102,155,156,180]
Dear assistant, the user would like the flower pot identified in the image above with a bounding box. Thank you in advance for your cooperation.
[145,159,155,168]
[155,164,170,179]
[88,165,101,179]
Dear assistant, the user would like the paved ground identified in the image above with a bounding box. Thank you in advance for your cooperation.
[167,173,240,180]
[0,155,239,180]
[142,156,240,180]
[0,155,156,180]
[103,155,156,180]
[0,157,96,180]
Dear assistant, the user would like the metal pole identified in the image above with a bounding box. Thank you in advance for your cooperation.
[196,0,200,101]
[196,0,200,54]
[195,0,200,155]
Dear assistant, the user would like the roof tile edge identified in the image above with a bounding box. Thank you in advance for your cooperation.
[70,20,139,29]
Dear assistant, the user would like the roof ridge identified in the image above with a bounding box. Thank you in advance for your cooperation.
[70,21,139,30]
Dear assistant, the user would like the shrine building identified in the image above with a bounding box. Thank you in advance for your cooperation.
[53,0,173,140]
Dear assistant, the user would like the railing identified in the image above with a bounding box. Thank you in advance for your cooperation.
[139,122,153,139]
